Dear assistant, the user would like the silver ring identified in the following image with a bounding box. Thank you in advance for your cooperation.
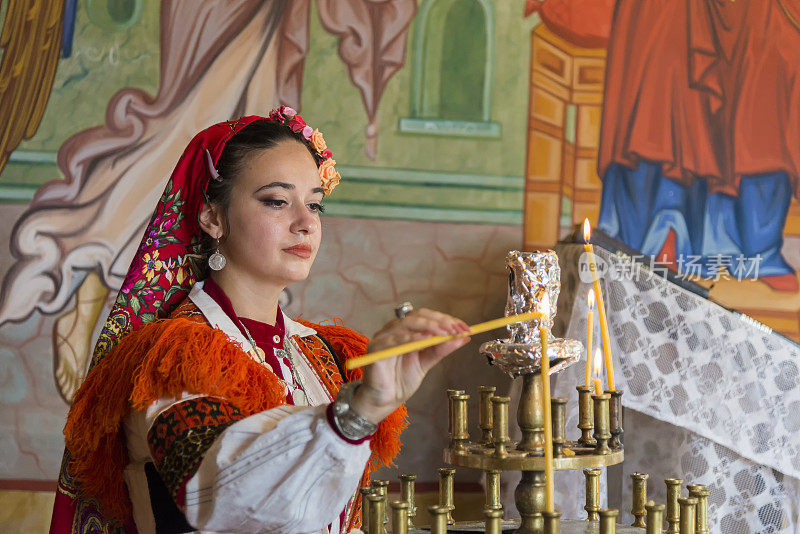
[394,301,414,318]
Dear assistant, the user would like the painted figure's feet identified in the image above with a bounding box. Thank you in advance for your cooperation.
[760,273,800,293]
[54,273,109,403]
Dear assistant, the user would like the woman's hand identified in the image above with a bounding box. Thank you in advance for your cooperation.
[349,308,471,424]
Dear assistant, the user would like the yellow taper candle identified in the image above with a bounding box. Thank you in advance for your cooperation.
[585,290,595,389]
[539,295,555,513]
[592,348,603,395]
[345,310,547,370]
[583,219,616,391]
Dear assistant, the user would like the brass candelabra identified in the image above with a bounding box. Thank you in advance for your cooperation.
[441,373,624,534]
[359,383,711,533]
[357,251,713,533]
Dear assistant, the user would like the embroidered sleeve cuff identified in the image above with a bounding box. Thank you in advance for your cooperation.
[326,403,373,445]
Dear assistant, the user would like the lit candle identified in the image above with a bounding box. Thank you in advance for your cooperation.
[585,290,595,389]
[592,347,603,395]
[583,219,616,391]
[539,294,555,513]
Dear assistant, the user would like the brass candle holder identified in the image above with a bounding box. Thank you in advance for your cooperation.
[551,397,567,457]
[371,479,389,525]
[685,483,703,494]
[678,497,698,534]
[583,468,601,521]
[399,474,417,528]
[592,393,612,455]
[517,373,545,453]
[542,510,561,534]
[450,393,470,453]
[429,505,449,534]
[687,485,709,534]
[576,386,595,446]
[479,385,496,446]
[599,509,619,534]
[631,472,649,527]
[608,390,624,449]
[646,502,665,534]
[359,487,374,533]
[484,508,504,534]
[485,469,503,512]
[367,493,384,534]
[492,395,511,457]
[447,389,466,438]
[438,467,456,525]
[390,501,409,534]
[665,478,683,534]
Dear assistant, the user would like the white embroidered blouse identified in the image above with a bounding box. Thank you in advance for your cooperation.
[122,281,370,534]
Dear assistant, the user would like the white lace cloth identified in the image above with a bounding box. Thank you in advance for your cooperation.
[547,244,800,533]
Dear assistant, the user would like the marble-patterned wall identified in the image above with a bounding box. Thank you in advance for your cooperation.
[0,205,66,483]
[0,209,520,493]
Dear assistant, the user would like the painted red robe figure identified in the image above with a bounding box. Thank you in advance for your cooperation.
[597,0,800,291]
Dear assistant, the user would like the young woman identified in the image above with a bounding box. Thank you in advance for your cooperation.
[53,110,470,534]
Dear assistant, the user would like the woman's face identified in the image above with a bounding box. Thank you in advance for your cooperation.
[214,139,324,288]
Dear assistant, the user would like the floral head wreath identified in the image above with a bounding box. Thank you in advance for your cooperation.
[269,106,341,194]
[205,106,341,194]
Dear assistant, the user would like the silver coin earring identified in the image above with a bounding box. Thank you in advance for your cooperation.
[208,237,226,271]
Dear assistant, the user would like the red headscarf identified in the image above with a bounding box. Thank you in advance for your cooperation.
[89,116,265,371]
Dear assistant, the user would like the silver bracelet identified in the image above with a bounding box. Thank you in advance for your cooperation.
[332,380,378,440]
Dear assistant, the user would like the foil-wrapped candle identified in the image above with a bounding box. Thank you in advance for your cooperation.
[479,250,583,377]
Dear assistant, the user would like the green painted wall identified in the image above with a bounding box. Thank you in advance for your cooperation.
[1,0,159,187]
[300,1,537,177]
[299,1,537,222]
[1,0,537,223]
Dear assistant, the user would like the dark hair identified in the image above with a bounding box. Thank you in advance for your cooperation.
[206,119,321,209]
[198,119,322,265]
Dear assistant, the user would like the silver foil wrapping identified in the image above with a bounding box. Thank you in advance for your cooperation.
[481,250,582,377]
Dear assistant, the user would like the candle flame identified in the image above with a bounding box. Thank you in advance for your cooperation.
[593,347,602,376]
[540,293,551,317]
[587,289,595,309]
[583,218,591,242]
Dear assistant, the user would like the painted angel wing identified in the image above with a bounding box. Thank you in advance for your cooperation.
[0,0,65,173]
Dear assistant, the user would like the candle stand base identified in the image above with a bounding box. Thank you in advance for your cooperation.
[408,518,644,533]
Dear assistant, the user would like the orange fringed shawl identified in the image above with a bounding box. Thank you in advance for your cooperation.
[64,310,407,524]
